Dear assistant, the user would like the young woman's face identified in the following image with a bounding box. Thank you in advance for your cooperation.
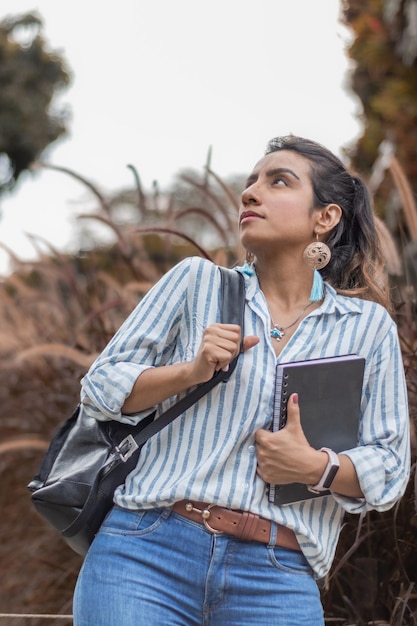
[239,150,318,255]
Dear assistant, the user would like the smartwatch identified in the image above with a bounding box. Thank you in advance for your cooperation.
[308,447,340,494]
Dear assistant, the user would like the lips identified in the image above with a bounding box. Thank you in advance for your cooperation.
[239,210,263,224]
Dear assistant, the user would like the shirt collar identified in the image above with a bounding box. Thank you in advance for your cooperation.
[235,266,363,316]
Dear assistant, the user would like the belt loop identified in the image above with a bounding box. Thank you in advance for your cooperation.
[268,521,278,547]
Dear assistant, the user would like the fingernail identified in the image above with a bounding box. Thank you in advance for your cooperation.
[292,393,298,405]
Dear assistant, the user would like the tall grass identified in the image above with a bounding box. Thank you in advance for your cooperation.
[0,153,415,624]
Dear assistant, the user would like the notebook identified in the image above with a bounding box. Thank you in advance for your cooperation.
[268,354,365,506]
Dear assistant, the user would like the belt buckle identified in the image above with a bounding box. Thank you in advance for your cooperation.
[185,502,224,535]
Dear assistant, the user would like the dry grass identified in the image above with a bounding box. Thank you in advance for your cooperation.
[0,154,416,625]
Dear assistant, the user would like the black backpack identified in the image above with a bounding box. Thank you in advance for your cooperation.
[28,267,245,556]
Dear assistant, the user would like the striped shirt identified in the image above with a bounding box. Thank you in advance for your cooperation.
[80,256,410,579]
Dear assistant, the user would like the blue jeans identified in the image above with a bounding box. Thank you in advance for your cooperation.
[73,506,324,626]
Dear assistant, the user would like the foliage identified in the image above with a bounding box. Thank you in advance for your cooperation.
[0,12,71,194]
[341,0,417,237]
[0,151,416,624]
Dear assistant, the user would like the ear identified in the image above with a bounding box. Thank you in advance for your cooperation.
[315,203,342,235]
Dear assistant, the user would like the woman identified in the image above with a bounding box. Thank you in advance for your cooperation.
[73,136,410,625]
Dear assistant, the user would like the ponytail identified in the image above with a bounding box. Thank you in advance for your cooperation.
[322,176,391,312]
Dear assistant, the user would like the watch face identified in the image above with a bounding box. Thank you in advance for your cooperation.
[322,465,339,489]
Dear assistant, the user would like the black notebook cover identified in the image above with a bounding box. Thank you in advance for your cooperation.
[269,354,365,506]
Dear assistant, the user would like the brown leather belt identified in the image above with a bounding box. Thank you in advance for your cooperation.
[172,500,300,552]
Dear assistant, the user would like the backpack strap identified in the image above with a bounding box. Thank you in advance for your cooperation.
[127,266,245,448]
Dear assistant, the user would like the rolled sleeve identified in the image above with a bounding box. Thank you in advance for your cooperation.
[79,258,199,424]
[81,363,155,425]
[333,325,410,513]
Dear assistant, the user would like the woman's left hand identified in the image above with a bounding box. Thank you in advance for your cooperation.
[255,393,326,485]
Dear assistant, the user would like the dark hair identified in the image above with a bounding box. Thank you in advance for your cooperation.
[265,135,391,310]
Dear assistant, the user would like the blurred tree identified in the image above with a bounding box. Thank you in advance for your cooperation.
[342,0,417,228]
[0,11,71,195]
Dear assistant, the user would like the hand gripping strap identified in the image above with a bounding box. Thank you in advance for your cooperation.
[129,267,245,447]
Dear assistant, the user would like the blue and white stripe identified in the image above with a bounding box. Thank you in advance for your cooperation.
[81,256,410,579]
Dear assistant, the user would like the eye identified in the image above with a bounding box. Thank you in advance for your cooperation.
[273,177,287,187]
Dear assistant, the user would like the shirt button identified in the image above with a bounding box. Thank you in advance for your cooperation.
[242,482,249,489]
[248,445,255,453]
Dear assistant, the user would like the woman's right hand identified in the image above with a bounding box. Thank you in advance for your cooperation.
[123,324,258,414]
[190,323,259,384]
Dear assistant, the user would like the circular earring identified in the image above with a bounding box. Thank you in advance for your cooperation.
[303,234,331,270]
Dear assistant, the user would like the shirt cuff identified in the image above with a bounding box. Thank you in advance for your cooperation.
[81,362,155,424]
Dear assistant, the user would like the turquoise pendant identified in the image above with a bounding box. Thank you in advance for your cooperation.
[271,327,284,341]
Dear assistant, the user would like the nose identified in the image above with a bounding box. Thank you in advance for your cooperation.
[241,183,261,207]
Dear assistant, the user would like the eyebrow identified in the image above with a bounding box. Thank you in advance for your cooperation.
[246,167,301,186]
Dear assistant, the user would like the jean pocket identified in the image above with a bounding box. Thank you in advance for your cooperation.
[99,506,168,537]
[268,546,313,576]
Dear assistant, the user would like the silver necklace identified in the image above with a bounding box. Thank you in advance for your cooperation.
[268,300,314,342]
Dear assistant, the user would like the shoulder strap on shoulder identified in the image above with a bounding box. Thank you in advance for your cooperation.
[218,266,245,379]
[129,266,246,446]
[219,266,245,327]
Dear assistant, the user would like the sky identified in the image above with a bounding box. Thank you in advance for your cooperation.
[0,0,362,275]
